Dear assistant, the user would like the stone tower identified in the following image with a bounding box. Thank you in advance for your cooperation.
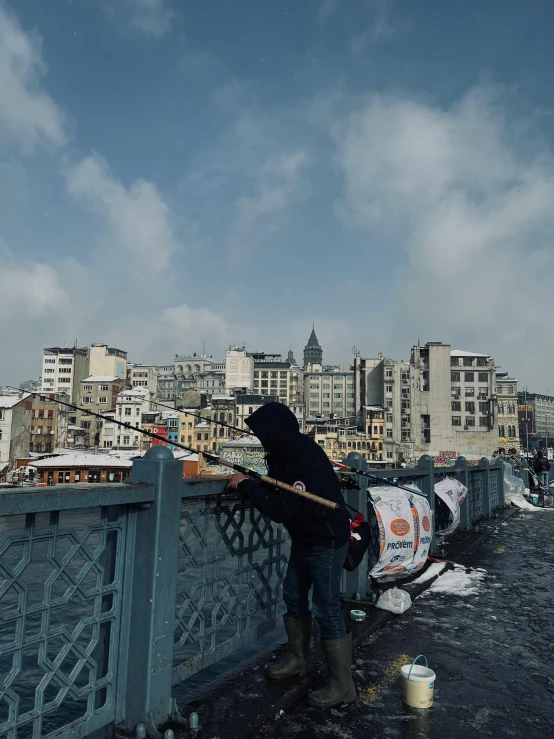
[303,326,322,369]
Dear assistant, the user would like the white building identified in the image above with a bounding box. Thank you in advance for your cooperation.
[110,387,157,451]
[127,364,158,394]
[225,348,254,394]
[41,346,89,400]
[304,364,355,418]
[252,354,304,407]
[411,343,498,461]
[0,393,32,469]
[88,344,127,380]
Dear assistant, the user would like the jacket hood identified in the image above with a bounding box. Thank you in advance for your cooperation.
[245,402,300,453]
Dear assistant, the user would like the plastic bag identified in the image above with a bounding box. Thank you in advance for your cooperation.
[375,587,412,614]
[502,462,536,510]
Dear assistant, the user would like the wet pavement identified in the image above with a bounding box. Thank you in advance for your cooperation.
[259,508,554,739]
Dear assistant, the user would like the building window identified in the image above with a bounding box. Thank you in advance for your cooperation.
[197,433,202,441]
[99,397,107,404]
[100,384,109,391]
[386,399,393,408]
[125,408,132,416]
[465,387,474,397]
[386,414,392,423]
[479,417,488,427]
[463,357,473,367]
[451,372,460,382]
[478,373,488,383]
[83,397,91,404]
[123,435,130,444]
[385,370,393,378]
[464,373,474,382]
[452,416,462,426]
[466,417,475,427]
[386,385,393,393]
[479,402,488,413]
[465,402,475,413]
[452,402,461,412]
[136,408,140,416]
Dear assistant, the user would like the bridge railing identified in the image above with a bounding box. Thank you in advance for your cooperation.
[339,453,506,600]
[0,447,506,739]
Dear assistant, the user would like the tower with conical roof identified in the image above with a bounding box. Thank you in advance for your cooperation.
[303,325,322,369]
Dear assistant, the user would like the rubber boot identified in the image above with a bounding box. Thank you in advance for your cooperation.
[266,615,312,680]
[306,632,356,707]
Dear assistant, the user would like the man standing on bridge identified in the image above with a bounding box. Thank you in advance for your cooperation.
[227,402,356,708]
[533,450,550,491]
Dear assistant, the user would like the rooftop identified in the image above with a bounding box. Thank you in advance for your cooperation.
[0,393,30,409]
[83,376,119,383]
[451,350,490,358]
[29,453,133,469]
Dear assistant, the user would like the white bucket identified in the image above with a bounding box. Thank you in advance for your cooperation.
[401,655,435,709]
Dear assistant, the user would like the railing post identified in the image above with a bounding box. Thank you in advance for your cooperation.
[455,456,470,530]
[480,457,491,516]
[417,455,438,555]
[119,446,184,735]
[496,457,506,507]
[341,452,370,600]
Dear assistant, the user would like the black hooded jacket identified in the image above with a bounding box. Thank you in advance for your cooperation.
[534,453,550,473]
[237,403,350,549]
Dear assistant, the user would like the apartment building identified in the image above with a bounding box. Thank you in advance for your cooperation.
[517,391,554,450]
[40,346,89,400]
[496,373,519,450]
[252,353,304,407]
[225,348,254,394]
[0,393,32,467]
[235,394,279,430]
[411,343,498,460]
[128,364,158,394]
[88,345,127,380]
[29,393,70,453]
[310,407,384,463]
[304,364,355,418]
[75,376,127,447]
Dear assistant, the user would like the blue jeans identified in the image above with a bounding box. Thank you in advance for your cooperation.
[540,471,549,489]
[283,542,348,640]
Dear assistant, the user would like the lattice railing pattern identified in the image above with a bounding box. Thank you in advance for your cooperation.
[0,507,126,739]
[172,498,289,682]
[468,471,483,522]
[489,468,500,510]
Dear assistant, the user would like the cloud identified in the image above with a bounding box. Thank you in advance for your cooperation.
[0,4,66,152]
[333,83,554,387]
[64,153,181,277]
[103,0,176,38]
[351,0,396,55]
[227,150,312,264]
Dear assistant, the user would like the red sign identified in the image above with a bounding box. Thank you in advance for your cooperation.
[149,425,168,446]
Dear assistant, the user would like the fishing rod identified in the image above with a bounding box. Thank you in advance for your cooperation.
[331,460,428,498]
[12,388,340,512]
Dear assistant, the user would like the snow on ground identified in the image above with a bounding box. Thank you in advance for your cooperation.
[422,564,487,597]
[408,561,447,585]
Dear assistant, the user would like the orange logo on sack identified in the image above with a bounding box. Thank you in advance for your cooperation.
[390,518,410,536]
[422,516,431,532]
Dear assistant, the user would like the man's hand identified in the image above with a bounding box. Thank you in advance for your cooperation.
[227,472,248,490]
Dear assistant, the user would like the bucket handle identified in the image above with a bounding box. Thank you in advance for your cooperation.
[408,654,428,680]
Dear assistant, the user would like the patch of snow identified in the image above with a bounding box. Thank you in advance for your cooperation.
[426,565,487,597]
[408,562,447,585]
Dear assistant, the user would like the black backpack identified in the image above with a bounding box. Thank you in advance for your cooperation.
[343,504,371,571]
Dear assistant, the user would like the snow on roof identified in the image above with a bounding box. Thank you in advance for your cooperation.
[83,376,118,382]
[450,350,490,358]
[0,393,30,409]
[173,450,199,461]
[364,405,385,412]
[196,421,211,428]
[211,396,235,401]
[118,387,149,399]
[29,453,133,469]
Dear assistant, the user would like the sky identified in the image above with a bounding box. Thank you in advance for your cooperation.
[1,0,554,391]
